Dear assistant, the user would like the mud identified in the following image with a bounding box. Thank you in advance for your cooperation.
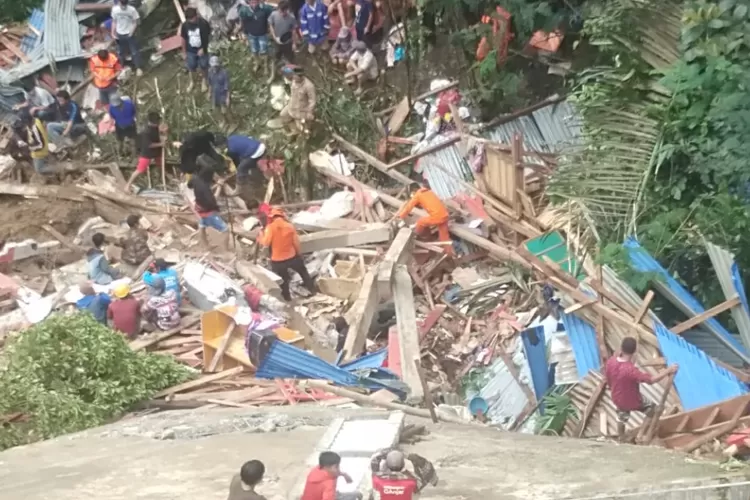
[0,196,94,241]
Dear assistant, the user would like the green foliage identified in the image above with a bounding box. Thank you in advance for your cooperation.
[596,242,662,293]
[536,390,575,435]
[659,0,750,189]
[0,0,43,24]
[0,314,194,450]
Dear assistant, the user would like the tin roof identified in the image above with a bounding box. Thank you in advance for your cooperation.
[654,322,748,410]
[624,237,750,364]
[20,9,45,55]
[45,0,84,59]
[705,241,750,352]
[561,312,602,379]
[416,97,581,201]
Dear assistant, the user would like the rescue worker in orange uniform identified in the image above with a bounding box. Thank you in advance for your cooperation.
[257,207,317,301]
[90,49,122,108]
[396,182,454,256]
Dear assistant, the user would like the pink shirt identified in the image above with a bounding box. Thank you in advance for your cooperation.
[605,356,653,411]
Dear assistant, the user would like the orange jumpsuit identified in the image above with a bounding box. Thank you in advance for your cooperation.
[258,212,316,300]
[397,187,453,255]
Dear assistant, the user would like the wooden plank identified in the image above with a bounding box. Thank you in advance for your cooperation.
[299,224,391,254]
[41,224,83,252]
[678,402,746,453]
[386,137,461,170]
[342,267,379,360]
[206,321,236,372]
[129,315,200,351]
[671,296,741,334]
[576,377,607,438]
[413,357,438,423]
[374,81,459,116]
[643,373,675,443]
[563,298,597,315]
[633,290,655,325]
[701,407,721,429]
[386,97,410,135]
[0,35,29,62]
[674,414,691,434]
[153,366,245,398]
[393,265,424,403]
[376,227,415,296]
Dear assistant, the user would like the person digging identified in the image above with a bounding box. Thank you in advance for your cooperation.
[256,207,317,301]
[394,182,454,256]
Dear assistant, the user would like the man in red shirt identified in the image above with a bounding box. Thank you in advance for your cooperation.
[301,451,361,500]
[107,283,141,339]
[371,450,419,500]
[605,336,678,442]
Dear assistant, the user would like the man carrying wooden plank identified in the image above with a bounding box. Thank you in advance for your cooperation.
[605,336,678,442]
[395,182,454,256]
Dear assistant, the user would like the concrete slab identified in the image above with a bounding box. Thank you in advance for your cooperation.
[0,406,740,500]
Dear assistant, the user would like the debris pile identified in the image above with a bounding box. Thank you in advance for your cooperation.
[0,70,749,462]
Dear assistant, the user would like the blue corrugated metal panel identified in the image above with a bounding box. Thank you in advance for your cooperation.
[0,84,26,125]
[624,237,749,358]
[521,326,549,401]
[416,134,474,201]
[654,322,748,410]
[339,347,387,370]
[257,340,361,384]
[531,100,583,151]
[20,9,45,55]
[561,312,601,378]
[45,0,84,59]
[256,341,404,395]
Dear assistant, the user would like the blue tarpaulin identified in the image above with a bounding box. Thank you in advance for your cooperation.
[522,326,551,401]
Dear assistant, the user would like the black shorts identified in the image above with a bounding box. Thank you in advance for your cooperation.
[115,124,137,141]
[616,401,656,423]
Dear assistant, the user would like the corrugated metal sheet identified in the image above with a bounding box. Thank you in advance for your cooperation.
[44,0,84,59]
[338,347,388,370]
[488,114,549,155]
[624,237,750,364]
[256,340,404,395]
[20,9,45,55]
[654,322,748,410]
[561,312,601,378]
[415,134,473,200]
[530,100,583,150]
[521,326,550,400]
[705,242,750,351]
[682,328,745,368]
[563,370,648,438]
[477,338,534,429]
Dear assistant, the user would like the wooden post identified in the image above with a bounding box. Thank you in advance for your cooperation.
[206,321,236,372]
[643,373,675,443]
[671,296,740,334]
[413,357,438,423]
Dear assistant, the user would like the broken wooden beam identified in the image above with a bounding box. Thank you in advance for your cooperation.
[671,296,741,335]
[376,227,414,297]
[393,265,424,403]
[235,260,282,299]
[299,223,391,254]
[129,315,200,351]
[153,366,245,398]
[342,266,380,361]
[374,81,459,116]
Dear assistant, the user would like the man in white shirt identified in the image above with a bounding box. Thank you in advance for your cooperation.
[15,79,55,120]
[345,40,378,95]
[111,0,143,76]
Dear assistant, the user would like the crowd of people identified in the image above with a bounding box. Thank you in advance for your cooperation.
[226,447,437,500]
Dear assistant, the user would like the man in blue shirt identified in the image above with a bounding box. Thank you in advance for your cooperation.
[143,258,181,304]
[76,282,112,325]
[299,0,329,54]
[355,0,373,45]
[45,90,87,146]
[218,134,266,178]
[108,93,137,155]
